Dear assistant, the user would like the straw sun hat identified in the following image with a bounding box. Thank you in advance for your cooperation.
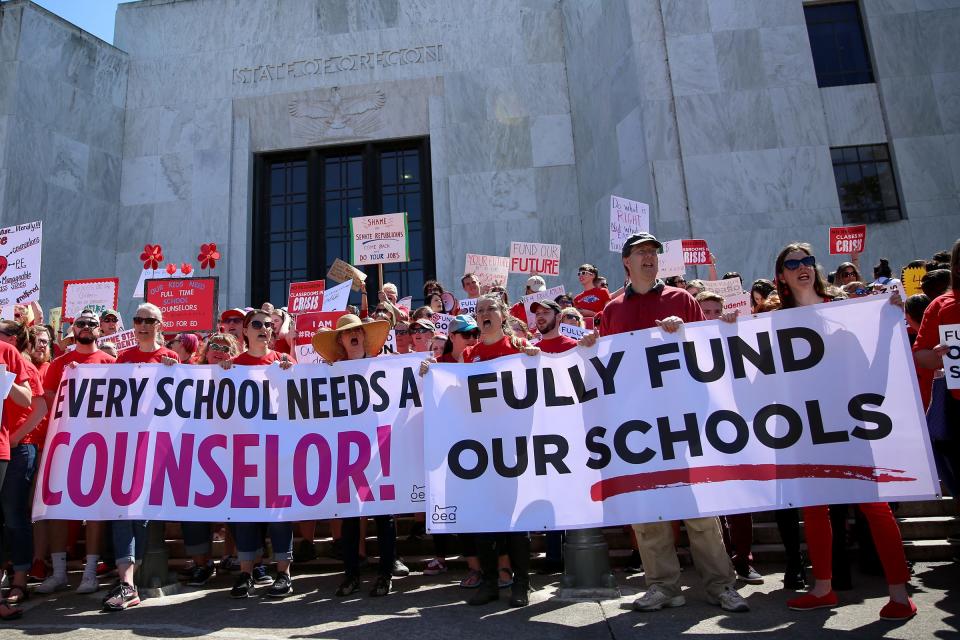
[311,314,390,362]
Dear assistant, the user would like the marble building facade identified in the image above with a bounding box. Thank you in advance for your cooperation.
[0,0,957,315]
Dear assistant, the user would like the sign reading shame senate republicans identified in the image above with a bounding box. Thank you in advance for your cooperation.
[33,354,426,522]
[424,296,938,532]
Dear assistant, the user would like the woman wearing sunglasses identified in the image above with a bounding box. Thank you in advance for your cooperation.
[834,261,862,288]
[220,310,295,599]
[773,243,915,620]
[573,264,610,319]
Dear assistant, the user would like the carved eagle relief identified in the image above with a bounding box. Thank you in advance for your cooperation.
[289,86,386,141]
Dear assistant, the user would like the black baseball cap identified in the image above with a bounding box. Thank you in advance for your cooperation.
[621,232,663,257]
[530,299,561,314]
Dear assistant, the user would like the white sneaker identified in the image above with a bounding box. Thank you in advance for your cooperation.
[632,584,685,611]
[709,586,750,612]
[36,575,70,594]
[77,573,99,594]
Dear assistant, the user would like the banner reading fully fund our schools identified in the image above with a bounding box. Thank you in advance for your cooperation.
[32,354,426,522]
[424,296,939,533]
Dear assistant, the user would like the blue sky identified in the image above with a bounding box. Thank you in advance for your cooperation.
[32,0,123,44]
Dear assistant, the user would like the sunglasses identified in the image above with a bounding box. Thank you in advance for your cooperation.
[455,330,480,339]
[577,270,595,276]
[207,342,231,353]
[132,317,161,325]
[783,255,817,271]
[409,327,432,335]
[74,320,99,329]
[223,318,243,324]
[838,270,857,278]
[561,314,580,321]
[101,316,119,323]
[394,328,409,336]
[248,320,273,331]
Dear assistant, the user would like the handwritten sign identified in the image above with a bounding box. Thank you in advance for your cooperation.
[48,307,62,335]
[294,311,346,364]
[287,280,325,314]
[458,298,477,316]
[62,278,120,323]
[431,313,455,334]
[703,278,749,316]
[521,285,565,326]
[658,240,686,278]
[902,266,925,298]
[464,254,511,288]
[0,221,42,317]
[830,225,866,255]
[609,196,649,253]
[682,239,711,265]
[321,280,352,312]
[509,241,561,276]
[559,323,589,340]
[96,329,138,353]
[327,258,367,292]
[350,213,409,266]
[144,277,219,332]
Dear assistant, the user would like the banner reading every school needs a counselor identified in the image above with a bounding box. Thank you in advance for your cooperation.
[424,296,939,533]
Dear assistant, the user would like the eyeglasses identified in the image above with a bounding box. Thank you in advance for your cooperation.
[783,256,817,271]
[101,316,119,323]
[561,313,580,320]
[207,342,231,353]
[838,270,857,278]
[249,320,273,331]
[409,327,432,335]
[35,338,50,347]
[629,247,661,257]
[132,317,161,326]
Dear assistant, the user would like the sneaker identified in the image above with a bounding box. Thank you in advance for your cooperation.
[879,598,917,620]
[459,569,483,588]
[787,590,837,611]
[77,573,99,594]
[498,568,514,588]
[186,563,216,587]
[252,564,274,586]
[633,584,686,611]
[230,573,255,598]
[392,559,410,577]
[266,572,293,598]
[219,555,240,573]
[27,559,48,584]
[35,575,70,594]
[369,574,392,597]
[423,558,447,576]
[102,582,140,611]
[335,575,360,597]
[710,586,750,612]
[735,565,764,585]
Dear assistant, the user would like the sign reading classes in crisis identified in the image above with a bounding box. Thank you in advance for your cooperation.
[424,296,938,533]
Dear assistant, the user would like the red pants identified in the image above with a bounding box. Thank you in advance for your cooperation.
[803,502,909,585]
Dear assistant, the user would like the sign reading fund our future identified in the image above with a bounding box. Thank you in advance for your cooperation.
[33,354,427,522]
[509,242,561,276]
[350,213,409,266]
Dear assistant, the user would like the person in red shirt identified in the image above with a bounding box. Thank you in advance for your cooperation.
[573,264,611,319]
[36,309,115,598]
[0,321,47,614]
[531,300,577,354]
[509,276,546,323]
[25,325,54,586]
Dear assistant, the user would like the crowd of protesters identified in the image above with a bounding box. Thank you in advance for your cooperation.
[0,233,957,622]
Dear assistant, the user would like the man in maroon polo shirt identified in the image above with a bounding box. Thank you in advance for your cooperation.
[592,232,749,614]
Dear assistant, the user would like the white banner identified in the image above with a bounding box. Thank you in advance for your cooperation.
[33,356,426,521]
[424,297,938,533]
[609,196,649,253]
[0,221,42,318]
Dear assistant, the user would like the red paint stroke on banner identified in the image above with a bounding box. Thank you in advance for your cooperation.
[590,464,915,502]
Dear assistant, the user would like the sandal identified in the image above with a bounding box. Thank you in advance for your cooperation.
[459,570,482,588]
[5,585,27,605]
[0,603,22,622]
[498,568,514,589]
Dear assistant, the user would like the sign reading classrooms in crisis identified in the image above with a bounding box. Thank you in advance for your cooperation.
[288,280,325,314]
[830,225,867,255]
[609,196,649,253]
[62,278,120,323]
[350,213,409,266]
[0,221,42,319]
[464,254,511,288]
[509,242,561,277]
[144,277,219,332]
[682,240,711,265]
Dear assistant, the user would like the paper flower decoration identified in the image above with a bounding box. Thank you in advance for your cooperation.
[198,243,221,270]
[181,263,193,275]
[140,244,164,270]
[165,263,177,275]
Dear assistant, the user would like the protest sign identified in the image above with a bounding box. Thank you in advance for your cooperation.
[381,329,398,356]
[48,307,63,335]
[322,280,352,312]
[97,329,138,353]
[609,196,649,253]
[464,254,511,288]
[901,267,925,298]
[397,296,413,311]
[424,296,938,533]
[294,311,346,363]
[830,225,866,255]
[431,313,455,334]
[682,240,711,265]
[657,240,685,278]
[327,258,367,292]
[133,266,191,299]
[62,278,120,323]
[144,277,218,332]
[700,278,751,316]
[939,324,960,390]
[509,242,561,276]
[288,280,325,314]
[559,323,590,341]
[521,286,565,326]
[459,298,477,316]
[350,213,409,266]
[0,221,42,318]
[724,292,752,316]
[32,355,426,522]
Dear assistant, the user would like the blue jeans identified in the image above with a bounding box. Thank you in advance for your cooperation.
[0,444,37,572]
[181,521,212,557]
[232,522,293,563]
[112,520,148,566]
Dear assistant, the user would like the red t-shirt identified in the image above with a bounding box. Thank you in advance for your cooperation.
[22,361,50,448]
[5,359,43,453]
[537,335,578,354]
[574,287,611,315]
[437,353,458,363]
[232,350,283,366]
[43,349,117,394]
[600,283,705,336]
[914,290,960,400]
[117,346,181,364]
[461,336,523,363]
